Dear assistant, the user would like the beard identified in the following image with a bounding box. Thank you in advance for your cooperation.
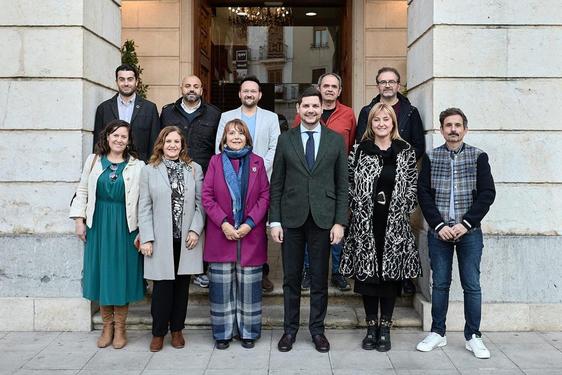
[183,92,201,103]
[118,87,136,97]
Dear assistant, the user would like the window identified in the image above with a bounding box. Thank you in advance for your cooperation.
[312,27,329,48]
[312,68,326,83]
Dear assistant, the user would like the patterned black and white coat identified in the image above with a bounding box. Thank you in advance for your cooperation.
[340,139,422,282]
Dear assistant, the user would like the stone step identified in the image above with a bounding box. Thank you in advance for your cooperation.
[93,297,422,330]
[179,283,414,307]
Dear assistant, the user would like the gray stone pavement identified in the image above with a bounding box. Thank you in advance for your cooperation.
[1,329,561,375]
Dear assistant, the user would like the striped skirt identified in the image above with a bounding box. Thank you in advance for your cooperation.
[208,262,263,340]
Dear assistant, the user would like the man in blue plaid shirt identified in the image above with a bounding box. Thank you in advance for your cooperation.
[416,108,496,359]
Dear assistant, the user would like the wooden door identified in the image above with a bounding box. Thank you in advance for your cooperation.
[339,0,353,106]
[193,0,213,102]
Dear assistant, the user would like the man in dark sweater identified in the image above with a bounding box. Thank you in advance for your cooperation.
[160,75,221,288]
[356,67,426,294]
[160,75,221,173]
[356,67,425,160]
[416,107,495,359]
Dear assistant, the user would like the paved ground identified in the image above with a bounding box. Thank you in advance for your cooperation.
[1,329,561,374]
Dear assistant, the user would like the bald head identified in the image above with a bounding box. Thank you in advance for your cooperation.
[181,75,203,105]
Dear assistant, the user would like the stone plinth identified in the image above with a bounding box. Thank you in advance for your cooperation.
[407,0,562,330]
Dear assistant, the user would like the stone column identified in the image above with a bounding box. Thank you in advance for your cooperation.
[408,0,562,330]
[0,0,121,331]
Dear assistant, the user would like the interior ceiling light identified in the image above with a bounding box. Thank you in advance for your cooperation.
[305,12,317,17]
[228,7,293,27]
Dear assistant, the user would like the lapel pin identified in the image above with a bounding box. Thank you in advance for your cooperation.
[136,105,140,109]
[252,167,257,172]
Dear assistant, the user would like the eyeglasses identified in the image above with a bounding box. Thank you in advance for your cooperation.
[377,80,398,86]
[109,164,118,181]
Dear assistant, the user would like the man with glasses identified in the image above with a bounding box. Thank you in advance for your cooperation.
[356,67,425,160]
[215,76,281,293]
[416,107,495,359]
[356,67,426,295]
[93,64,160,162]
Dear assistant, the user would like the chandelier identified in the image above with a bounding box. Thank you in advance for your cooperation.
[228,7,293,27]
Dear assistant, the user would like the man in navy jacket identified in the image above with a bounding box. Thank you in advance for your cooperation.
[416,107,495,359]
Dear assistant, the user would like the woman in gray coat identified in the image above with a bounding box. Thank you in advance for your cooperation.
[138,126,205,352]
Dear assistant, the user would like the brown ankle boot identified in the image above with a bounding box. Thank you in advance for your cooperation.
[97,306,114,348]
[112,305,129,349]
[171,330,185,348]
[150,336,164,352]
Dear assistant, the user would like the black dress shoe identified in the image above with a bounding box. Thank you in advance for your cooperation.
[312,334,330,353]
[215,340,230,350]
[241,339,255,349]
[277,333,296,352]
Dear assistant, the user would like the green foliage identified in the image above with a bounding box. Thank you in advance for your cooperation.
[121,40,149,98]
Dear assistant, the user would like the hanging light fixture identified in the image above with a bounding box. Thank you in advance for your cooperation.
[228,7,292,27]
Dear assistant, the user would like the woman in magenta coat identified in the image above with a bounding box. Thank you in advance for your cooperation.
[202,119,270,350]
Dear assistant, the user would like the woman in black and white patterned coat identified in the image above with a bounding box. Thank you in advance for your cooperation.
[340,103,422,352]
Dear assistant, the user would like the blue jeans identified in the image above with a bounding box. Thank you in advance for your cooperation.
[304,243,342,275]
[428,228,483,340]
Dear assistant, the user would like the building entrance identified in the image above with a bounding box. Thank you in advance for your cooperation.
[194,1,351,122]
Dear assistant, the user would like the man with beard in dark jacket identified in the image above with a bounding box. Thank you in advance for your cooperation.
[356,67,425,160]
[160,75,221,174]
[356,67,426,295]
[160,75,221,289]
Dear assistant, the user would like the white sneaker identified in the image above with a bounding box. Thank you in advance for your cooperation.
[465,334,491,359]
[416,332,447,352]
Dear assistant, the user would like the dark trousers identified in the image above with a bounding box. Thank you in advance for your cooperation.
[362,295,396,321]
[151,239,191,337]
[282,214,331,336]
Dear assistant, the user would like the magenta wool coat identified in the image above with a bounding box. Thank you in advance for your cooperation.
[202,153,270,266]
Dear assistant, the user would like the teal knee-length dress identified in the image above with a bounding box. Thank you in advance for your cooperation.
[82,156,145,305]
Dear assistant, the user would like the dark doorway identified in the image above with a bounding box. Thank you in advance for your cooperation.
[194,1,352,122]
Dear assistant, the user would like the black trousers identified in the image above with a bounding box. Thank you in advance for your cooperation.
[362,294,397,321]
[151,239,191,336]
[282,214,331,336]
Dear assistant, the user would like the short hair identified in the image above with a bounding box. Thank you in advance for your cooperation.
[439,107,468,128]
[362,103,402,142]
[218,119,254,151]
[149,126,192,166]
[115,64,139,80]
[317,72,342,89]
[376,67,401,84]
[240,76,261,92]
[297,86,322,105]
[94,119,139,159]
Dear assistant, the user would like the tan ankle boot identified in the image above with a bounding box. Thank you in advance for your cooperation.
[97,305,114,348]
[112,305,129,349]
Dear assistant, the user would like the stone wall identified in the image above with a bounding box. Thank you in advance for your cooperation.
[122,0,193,109]
[407,0,562,330]
[0,0,122,331]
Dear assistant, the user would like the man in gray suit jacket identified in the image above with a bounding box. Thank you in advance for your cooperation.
[215,76,280,292]
[270,87,348,353]
[215,76,280,179]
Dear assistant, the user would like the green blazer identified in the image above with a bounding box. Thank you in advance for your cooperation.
[269,125,349,229]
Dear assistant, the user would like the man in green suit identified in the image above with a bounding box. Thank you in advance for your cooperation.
[270,87,348,353]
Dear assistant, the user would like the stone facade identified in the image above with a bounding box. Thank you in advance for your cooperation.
[408,0,562,330]
[0,0,122,331]
[1,0,560,331]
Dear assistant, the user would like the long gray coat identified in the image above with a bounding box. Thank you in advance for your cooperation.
[138,161,205,280]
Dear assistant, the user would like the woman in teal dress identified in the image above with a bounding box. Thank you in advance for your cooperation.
[70,120,145,349]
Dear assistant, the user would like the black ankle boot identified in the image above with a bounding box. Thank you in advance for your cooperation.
[376,318,392,352]
[362,319,379,350]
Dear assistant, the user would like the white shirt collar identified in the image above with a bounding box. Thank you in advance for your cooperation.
[118,93,136,105]
[181,99,201,114]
